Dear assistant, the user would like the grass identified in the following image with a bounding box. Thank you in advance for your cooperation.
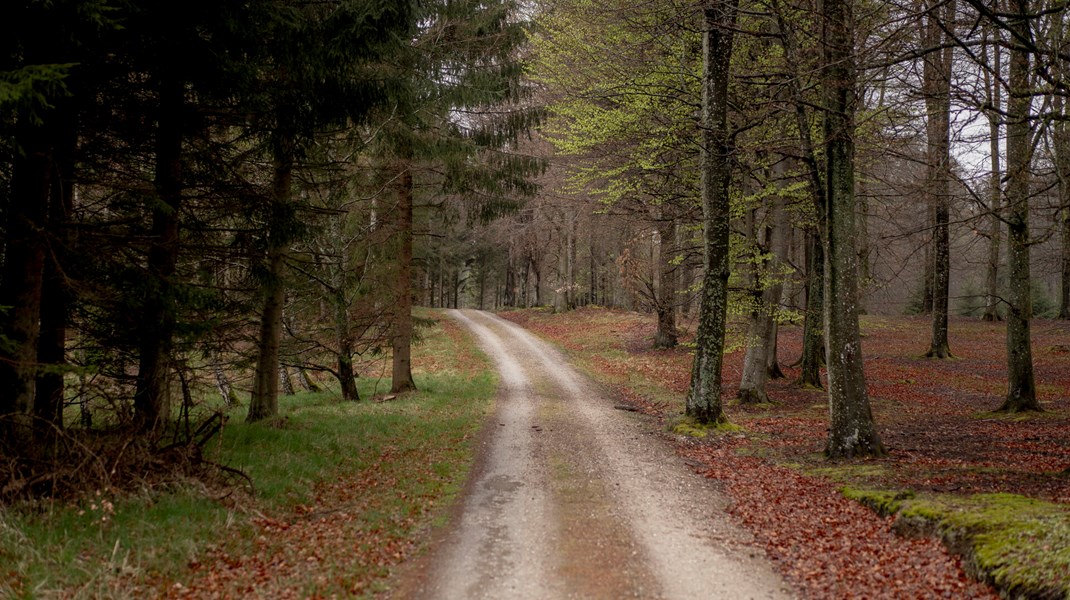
[0,311,496,598]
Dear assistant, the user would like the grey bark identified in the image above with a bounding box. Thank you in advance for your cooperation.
[280,365,296,396]
[924,0,955,358]
[686,0,738,425]
[739,165,787,403]
[983,11,1004,322]
[772,0,825,388]
[654,214,679,348]
[999,0,1040,412]
[821,0,885,458]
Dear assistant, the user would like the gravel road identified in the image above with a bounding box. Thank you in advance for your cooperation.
[398,309,794,599]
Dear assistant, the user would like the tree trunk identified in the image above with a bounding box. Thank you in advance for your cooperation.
[35,107,77,435]
[799,229,826,387]
[1054,27,1070,320]
[653,215,678,348]
[248,131,294,423]
[686,0,738,425]
[1062,207,1070,319]
[924,0,955,358]
[391,162,416,394]
[999,0,1040,412]
[0,118,51,447]
[983,14,1003,322]
[280,366,296,396]
[299,369,321,392]
[821,0,885,458]
[739,172,786,401]
[773,0,825,388]
[212,353,237,405]
[134,74,184,433]
[338,338,360,402]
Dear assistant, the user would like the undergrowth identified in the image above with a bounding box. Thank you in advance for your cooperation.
[0,312,496,598]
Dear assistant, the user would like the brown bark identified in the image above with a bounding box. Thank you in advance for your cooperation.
[686,0,738,425]
[134,75,184,433]
[248,131,295,423]
[391,162,416,394]
[0,119,51,447]
[35,105,77,434]
[821,0,885,458]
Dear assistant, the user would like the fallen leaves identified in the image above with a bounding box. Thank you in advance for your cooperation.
[503,308,1070,598]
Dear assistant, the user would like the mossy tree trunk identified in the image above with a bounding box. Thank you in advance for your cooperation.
[686,0,738,425]
[999,0,1040,412]
[821,0,885,458]
[0,114,51,448]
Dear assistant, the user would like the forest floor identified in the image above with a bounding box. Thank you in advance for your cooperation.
[500,307,1070,599]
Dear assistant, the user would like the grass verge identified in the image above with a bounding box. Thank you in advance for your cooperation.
[845,488,1070,599]
[0,311,495,598]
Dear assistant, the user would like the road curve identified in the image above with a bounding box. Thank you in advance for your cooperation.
[401,309,793,600]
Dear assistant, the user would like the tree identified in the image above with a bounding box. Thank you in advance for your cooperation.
[998,0,1040,412]
[820,0,885,458]
[738,160,789,404]
[532,0,701,345]
[923,0,956,359]
[981,4,1004,323]
[771,0,825,389]
[245,0,414,422]
[686,0,738,425]
[384,0,540,392]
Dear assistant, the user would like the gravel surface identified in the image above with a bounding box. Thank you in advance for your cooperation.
[402,310,793,599]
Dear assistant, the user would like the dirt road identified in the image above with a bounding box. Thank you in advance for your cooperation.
[398,310,793,599]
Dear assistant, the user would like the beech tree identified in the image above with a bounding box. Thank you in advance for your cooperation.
[686,0,739,425]
[820,0,885,457]
[997,0,1040,412]
[922,0,956,359]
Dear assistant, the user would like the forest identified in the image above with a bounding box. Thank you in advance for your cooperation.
[1,0,1070,596]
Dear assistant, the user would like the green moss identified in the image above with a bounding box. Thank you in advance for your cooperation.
[809,463,889,482]
[667,415,742,438]
[845,490,1070,599]
[841,487,914,515]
